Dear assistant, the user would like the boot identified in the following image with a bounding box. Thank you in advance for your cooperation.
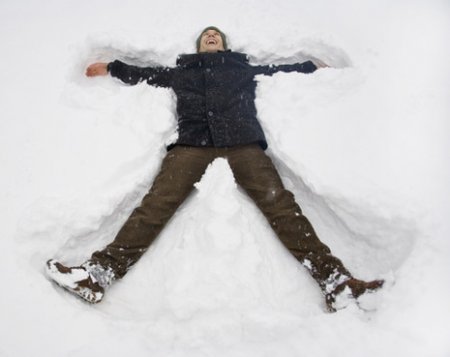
[46,259,113,304]
[325,278,384,312]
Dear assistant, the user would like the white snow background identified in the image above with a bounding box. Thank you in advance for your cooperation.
[1,0,449,356]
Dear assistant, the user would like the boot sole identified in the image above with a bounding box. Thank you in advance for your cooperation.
[46,260,104,304]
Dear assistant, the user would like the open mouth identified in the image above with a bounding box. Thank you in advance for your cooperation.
[206,39,217,45]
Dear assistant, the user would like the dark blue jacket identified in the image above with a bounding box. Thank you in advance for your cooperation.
[108,51,317,150]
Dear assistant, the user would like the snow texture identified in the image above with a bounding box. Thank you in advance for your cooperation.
[1,0,449,356]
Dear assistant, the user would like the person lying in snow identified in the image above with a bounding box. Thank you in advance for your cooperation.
[46,26,383,312]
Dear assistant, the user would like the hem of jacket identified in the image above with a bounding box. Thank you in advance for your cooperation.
[166,140,267,151]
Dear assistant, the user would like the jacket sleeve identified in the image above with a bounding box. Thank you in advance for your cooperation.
[107,60,174,88]
[251,60,317,76]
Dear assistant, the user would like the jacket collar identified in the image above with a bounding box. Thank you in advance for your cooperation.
[176,51,249,68]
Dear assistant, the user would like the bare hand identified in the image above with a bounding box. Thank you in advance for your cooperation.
[312,59,330,69]
[86,62,108,77]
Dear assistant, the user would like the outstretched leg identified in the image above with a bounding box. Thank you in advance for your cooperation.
[227,145,357,295]
[46,146,215,302]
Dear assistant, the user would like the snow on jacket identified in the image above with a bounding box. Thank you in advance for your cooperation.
[107,51,317,150]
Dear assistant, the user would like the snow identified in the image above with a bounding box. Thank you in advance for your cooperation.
[1,0,449,356]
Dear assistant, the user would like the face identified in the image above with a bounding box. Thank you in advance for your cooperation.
[198,29,225,53]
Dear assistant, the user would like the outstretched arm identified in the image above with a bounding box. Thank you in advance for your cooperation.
[85,60,174,88]
[251,60,325,76]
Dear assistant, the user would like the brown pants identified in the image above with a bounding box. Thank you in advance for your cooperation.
[91,145,351,291]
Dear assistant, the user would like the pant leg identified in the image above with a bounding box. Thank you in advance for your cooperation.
[90,146,214,279]
[227,145,351,291]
